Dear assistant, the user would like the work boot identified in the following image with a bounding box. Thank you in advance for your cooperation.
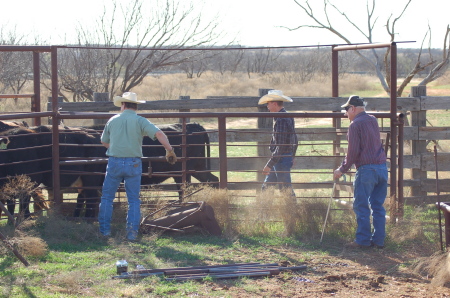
[126,231,138,242]
[370,241,384,249]
[345,241,371,249]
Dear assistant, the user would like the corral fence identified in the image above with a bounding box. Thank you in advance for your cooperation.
[0,42,428,224]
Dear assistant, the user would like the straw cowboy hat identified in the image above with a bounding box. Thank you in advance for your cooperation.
[113,92,146,107]
[258,90,293,105]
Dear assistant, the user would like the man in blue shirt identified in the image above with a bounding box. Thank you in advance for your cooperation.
[98,92,177,241]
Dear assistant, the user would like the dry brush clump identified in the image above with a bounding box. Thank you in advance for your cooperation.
[13,236,48,257]
[1,175,37,205]
[33,210,101,245]
[387,205,442,253]
[0,175,49,220]
[413,251,450,287]
[190,186,232,231]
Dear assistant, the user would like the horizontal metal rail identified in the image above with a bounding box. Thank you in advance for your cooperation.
[0,94,35,99]
[0,112,53,120]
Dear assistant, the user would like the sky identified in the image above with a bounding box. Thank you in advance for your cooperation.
[2,0,449,49]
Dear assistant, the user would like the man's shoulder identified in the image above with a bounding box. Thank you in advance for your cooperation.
[353,112,372,121]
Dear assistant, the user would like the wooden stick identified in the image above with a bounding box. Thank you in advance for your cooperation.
[0,231,29,267]
[0,201,15,225]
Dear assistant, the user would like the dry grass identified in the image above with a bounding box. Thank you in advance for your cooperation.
[132,72,377,100]
[413,252,450,287]
[13,236,48,257]
[183,186,355,241]
[33,210,102,245]
[389,208,431,245]
[0,72,381,116]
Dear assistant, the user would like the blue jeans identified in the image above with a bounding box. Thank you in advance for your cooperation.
[353,163,388,247]
[98,157,142,239]
[262,155,295,197]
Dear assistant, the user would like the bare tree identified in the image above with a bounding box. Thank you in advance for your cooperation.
[213,48,245,75]
[246,48,283,78]
[0,27,32,97]
[287,0,450,96]
[418,25,450,86]
[48,0,224,101]
[179,49,221,78]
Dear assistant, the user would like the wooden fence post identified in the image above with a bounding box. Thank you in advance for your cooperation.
[179,96,190,123]
[257,89,273,184]
[93,92,110,126]
[410,86,427,199]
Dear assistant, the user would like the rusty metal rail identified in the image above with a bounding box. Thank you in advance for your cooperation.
[112,262,307,280]
[0,94,35,99]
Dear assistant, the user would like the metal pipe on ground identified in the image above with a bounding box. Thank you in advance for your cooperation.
[113,263,307,280]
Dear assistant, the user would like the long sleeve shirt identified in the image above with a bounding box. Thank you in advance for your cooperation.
[338,111,386,174]
[266,108,298,168]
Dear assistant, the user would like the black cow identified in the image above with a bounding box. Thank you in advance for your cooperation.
[0,122,218,219]
[0,125,105,219]
[141,123,219,190]
[72,122,219,216]
[0,126,50,219]
[38,126,106,218]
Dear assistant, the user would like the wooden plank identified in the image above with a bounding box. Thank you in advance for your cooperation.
[422,96,450,110]
[422,179,450,192]
[418,127,450,140]
[335,183,353,193]
[421,153,450,171]
[50,96,419,113]
[403,126,417,141]
[208,128,394,142]
[335,147,347,154]
[403,194,450,205]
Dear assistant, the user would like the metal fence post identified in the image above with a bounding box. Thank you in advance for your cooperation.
[257,89,273,184]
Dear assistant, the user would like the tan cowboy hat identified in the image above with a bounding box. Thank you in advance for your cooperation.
[113,92,146,107]
[258,90,293,105]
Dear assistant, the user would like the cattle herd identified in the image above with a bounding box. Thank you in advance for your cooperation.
[0,120,218,220]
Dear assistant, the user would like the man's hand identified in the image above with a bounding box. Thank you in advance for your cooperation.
[165,149,177,165]
[333,169,342,180]
[263,166,271,176]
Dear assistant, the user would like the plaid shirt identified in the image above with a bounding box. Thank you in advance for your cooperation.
[338,111,386,173]
[266,108,298,168]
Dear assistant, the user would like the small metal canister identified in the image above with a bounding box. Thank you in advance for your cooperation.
[116,260,128,275]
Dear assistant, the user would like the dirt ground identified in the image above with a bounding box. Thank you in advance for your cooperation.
[199,245,450,297]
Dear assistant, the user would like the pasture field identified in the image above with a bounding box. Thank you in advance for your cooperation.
[0,190,449,297]
[1,73,450,297]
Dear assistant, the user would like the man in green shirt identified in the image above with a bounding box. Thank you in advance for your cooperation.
[98,92,177,241]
